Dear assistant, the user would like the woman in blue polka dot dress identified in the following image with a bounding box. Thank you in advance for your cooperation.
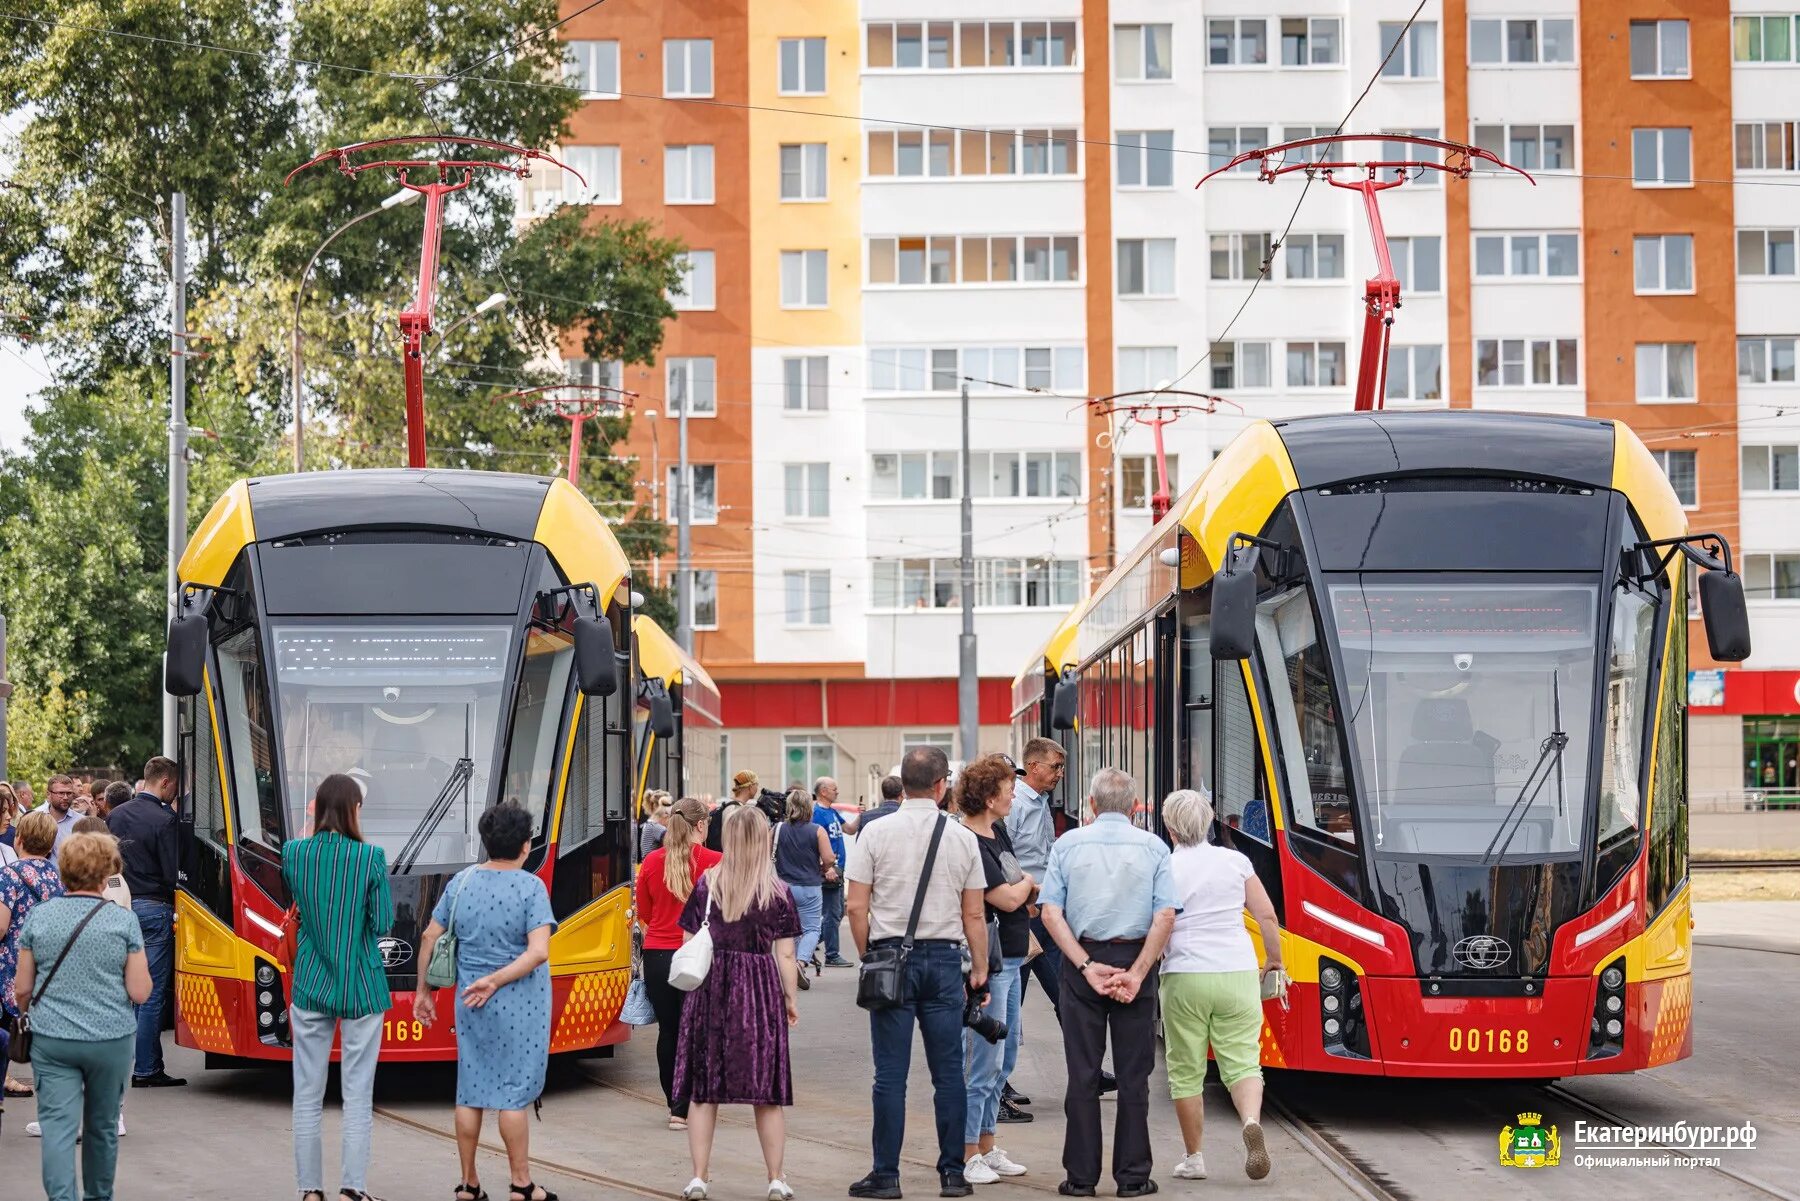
[415,803,559,1201]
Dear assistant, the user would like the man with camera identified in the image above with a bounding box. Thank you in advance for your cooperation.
[845,746,990,1201]
[1039,767,1177,1198]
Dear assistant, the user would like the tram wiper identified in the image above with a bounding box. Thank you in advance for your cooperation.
[394,757,475,875]
[1483,733,1568,865]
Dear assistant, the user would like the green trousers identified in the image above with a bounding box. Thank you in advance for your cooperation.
[33,1032,134,1201]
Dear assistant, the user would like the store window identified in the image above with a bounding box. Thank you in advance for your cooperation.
[784,735,837,789]
[1744,718,1800,798]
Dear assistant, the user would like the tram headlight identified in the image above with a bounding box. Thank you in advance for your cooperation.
[1320,966,1343,991]
[259,990,273,1006]
[1323,1017,1341,1037]
[259,1011,274,1029]
[1605,994,1623,1014]
[256,963,276,987]
[1601,966,1624,991]
[1605,1018,1623,1038]
[1322,994,1341,1014]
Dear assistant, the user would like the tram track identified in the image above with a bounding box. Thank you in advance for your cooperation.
[1692,858,1800,872]
[1263,1092,1412,1201]
[372,1103,673,1200]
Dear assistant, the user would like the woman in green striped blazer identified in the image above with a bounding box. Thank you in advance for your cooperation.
[282,774,395,1201]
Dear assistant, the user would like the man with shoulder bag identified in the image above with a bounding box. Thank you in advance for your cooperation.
[845,747,990,1201]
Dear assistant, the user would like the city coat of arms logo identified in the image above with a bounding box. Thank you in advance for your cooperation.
[1499,1113,1561,1168]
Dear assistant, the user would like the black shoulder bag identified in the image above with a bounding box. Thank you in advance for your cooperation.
[9,898,110,1064]
[856,814,947,1012]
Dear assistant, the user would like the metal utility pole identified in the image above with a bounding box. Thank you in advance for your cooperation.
[164,192,188,759]
[676,386,693,653]
[958,381,978,764]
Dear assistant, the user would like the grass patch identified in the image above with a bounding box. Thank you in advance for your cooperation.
[1691,870,1800,902]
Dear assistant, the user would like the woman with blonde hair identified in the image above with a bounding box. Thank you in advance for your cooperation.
[1159,788,1283,1183]
[673,804,802,1201]
[773,788,838,990]
[640,790,673,859]
[0,781,21,853]
[636,797,718,1129]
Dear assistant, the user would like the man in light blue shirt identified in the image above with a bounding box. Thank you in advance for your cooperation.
[1039,767,1177,1198]
[1008,740,1065,1009]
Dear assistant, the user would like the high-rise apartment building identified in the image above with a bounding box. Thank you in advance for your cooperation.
[550,2,1800,804]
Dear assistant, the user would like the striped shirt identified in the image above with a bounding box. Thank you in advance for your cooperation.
[280,832,395,1019]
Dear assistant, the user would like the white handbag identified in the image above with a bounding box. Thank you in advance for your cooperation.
[668,892,715,992]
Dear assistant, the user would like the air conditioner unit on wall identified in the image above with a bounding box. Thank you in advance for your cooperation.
[872,454,897,475]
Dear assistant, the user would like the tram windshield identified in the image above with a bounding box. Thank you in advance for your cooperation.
[1325,581,1599,861]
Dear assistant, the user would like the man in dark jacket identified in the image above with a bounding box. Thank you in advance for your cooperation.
[106,755,186,1087]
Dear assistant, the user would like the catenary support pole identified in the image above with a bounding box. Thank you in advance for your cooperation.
[958,381,979,765]
[164,192,188,759]
[676,389,693,654]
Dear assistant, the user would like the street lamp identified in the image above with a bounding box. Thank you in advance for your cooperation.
[432,292,508,356]
[290,187,420,473]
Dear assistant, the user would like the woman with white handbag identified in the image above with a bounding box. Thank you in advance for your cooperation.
[670,805,803,1201]
[635,797,719,1130]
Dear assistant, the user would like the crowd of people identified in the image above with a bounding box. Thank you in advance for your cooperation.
[0,742,1284,1201]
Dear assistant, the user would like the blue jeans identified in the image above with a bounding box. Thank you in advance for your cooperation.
[129,899,174,1079]
[1021,913,1062,1018]
[291,1008,383,1193]
[868,941,967,1178]
[33,1033,134,1201]
[820,885,845,959]
[790,884,824,964]
[964,956,1024,1144]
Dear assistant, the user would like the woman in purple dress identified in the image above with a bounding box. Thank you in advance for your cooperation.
[674,804,802,1201]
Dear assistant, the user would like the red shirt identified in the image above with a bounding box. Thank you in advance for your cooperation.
[637,845,722,949]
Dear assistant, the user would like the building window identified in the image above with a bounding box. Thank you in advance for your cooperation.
[1386,346,1444,403]
[664,39,714,97]
[1651,449,1698,507]
[1208,126,1271,173]
[866,20,1078,70]
[1632,128,1692,187]
[873,559,1079,609]
[1284,233,1346,280]
[783,735,836,785]
[868,345,1083,393]
[868,236,1079,286]
[667,464,719,524]
[783,356,828,411]
[1280,17,1343,66]
[1208,18,1268,66]
[1473,231,1581,279]
[1387,236,1441,292]
[1744,554,1800,600]
[1114,23,1173,81]
[1475,338,1580,387]
[1735,15,1797,63]
[1286,341,1347,388]
[1739,337,1798,384]
[1116,131,1175,188]
[866,128,1078,179]
[671,251,716,310]
[1117,346,1179,393]
[1472,124,1575,171]
[561,146,621,204]
[664,144,715,205]
[780,250,829,308]
[1210,341,1273,390]
[784,571,831,625]
[692,570,719,629]
[779,143,828,200]
[565,40,620,96]
[779,37,826,94]
[666,357,716,415]
[1380,20,1438,78]
[1630,19,1689,77]
[869,451,1081,501]
[1380,128,1443,186]
[1635,343,1697,402]
[1120,455,1178,510]
[1117,238,1176,296]
[1634,234,1694,293]
[1739,228,1799,276]
[1209,232,1269,282]
[1735,122,1800,172]
[901,732,955,759]
[1743,444,1800,491]
[565,357,622,390]
[784,462,830,518]
[1469,17,1576,65]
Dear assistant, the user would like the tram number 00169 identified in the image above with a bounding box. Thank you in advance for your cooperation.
[1448,1027,1529,1054]
[384,1019,427,1043]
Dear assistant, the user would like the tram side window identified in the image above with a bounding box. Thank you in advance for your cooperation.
[1182,607,1214,802]
[187,693,229,851]
[501,628,576,826]
[1646,577,1688,914]
[1257,587,1355,844]
[216,627,282,849]
[1598,588,1657,845]
[561,694,607,855]
[1215,660,1273,845]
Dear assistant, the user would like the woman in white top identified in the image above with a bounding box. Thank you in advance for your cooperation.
[1159,788,1283,1183]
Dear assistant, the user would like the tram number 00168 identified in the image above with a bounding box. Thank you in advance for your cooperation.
[384,1020,427,1043]
[1448,1027,1529,1054]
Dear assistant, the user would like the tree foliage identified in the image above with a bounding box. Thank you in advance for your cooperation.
[0,2,681,772]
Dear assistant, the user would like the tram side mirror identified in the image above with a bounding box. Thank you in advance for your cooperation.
[1211,545,1259,661]
[574,617,619,696]
[648,689,677,741]
[1050,671,1079,731]
[1698,569,1752,662]
[165,612,208,697]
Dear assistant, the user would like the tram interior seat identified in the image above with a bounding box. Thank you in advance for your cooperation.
[1395,697,1495,806]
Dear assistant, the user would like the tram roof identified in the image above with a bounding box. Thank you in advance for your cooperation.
[1009,602,1087,697]
[178,470,633,610]
[633,614,721,721]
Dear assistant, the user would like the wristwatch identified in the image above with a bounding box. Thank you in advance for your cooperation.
[1078,957,1098,975]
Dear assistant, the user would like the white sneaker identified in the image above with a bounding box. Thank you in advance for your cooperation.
[117,1115,127,1136]
[682,1179,708,1200]
[1173,1152,1207,1180]
[983,1149,1027,1177]
[768,1180,794,1201]
[964,1157,1000,1186]
[25,1120,41,1138]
